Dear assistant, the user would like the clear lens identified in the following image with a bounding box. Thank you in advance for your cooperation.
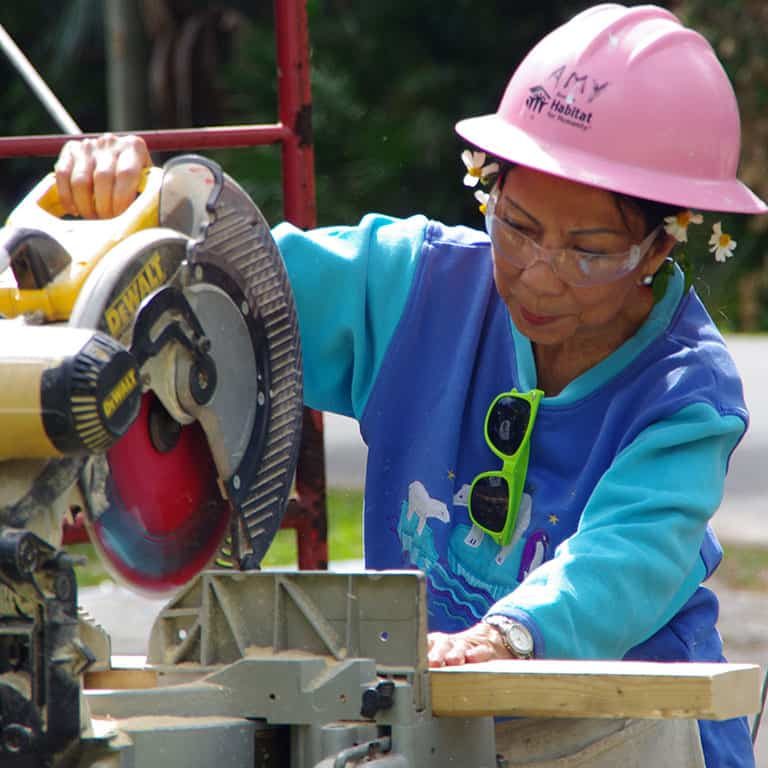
[469,474,510,533]
[485,187,657,287]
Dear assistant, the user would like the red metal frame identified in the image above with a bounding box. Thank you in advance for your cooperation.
[0,0,329,570]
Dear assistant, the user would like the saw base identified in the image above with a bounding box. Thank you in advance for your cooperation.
[75,570,761,768]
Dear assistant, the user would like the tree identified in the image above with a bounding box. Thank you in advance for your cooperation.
[673,0,768,330]
[5,1,767,329]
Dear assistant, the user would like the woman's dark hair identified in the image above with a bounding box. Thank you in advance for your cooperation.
[495,161,681,237]
[614,193,681,238]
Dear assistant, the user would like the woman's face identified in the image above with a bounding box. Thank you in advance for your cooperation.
[491,166,671,348]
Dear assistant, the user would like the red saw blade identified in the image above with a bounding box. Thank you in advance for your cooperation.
[89,392,230,594]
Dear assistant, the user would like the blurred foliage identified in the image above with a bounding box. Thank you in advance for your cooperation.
[672,0,768,329]
[0,2,106,210]
[1,1,768,327]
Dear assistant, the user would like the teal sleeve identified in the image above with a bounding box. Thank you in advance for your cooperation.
[272,214,427,418]
[488,403,746,660]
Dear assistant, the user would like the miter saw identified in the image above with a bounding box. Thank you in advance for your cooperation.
[0,154,305,765]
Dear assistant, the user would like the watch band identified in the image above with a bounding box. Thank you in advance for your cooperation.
[483,614,535,659]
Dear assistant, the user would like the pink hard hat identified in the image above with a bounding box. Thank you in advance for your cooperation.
[456,3,767,214]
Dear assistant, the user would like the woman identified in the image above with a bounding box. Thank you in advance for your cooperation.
[55,4,764,766]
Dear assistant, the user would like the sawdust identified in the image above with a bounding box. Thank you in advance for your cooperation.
[94,715,250,730]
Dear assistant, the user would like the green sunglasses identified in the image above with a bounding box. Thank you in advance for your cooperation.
[468,388,543,546]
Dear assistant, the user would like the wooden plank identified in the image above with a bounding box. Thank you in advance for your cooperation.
[85,657,761,721]
[430,660,762,721]
[85,655,157,690]
[84,668,158,690]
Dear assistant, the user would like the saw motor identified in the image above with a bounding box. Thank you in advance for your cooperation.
[0,325,141,460]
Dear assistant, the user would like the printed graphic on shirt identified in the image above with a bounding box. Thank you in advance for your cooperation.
[397,480,546,620]
[518,529,549,582]
[398,483,489,622]
[407,480,450,534]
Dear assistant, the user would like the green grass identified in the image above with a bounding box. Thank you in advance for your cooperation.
[261,487,363,567]
[66,487,364,588]
[717,544,768,592]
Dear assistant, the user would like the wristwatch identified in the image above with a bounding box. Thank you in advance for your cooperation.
[483,615,535,659]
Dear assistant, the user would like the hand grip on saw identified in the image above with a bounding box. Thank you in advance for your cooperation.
[0,167,162,321]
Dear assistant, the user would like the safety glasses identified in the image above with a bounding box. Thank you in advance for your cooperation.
[468,388,543,546]
[485,185,661,287]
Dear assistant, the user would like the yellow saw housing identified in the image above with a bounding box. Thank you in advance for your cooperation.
[0,167,162,321]
[0,325,141,459]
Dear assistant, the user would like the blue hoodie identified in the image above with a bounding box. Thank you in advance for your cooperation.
[275,213,752,767]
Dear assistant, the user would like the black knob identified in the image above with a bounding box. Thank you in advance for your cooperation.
[360,680,396,718]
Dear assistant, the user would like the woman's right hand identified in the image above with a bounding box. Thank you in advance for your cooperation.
[54,133,151,220]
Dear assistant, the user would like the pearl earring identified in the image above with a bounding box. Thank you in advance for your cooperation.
[639,274,654,286]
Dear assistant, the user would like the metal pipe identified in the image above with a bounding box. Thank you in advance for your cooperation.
[0,23,81,135]
[333,736,392,768]
[0,124,292,159]
[105,0,148,131]
[275,0,317,229]
[274,1,327,574]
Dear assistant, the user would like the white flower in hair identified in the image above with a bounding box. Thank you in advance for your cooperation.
[461,149,499,188]
[474,190,489,215]
[708,221,737,262]
[663,210,703,243]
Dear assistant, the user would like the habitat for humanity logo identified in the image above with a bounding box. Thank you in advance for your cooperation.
[524,66,610,132]
[525,86,550,114]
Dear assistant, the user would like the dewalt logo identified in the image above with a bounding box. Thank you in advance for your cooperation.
[105,252,166,337]
[102,368,138,419]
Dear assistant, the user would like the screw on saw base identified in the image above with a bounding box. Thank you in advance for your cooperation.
[332,736,392,768]
[0,531,40,578]
[360,680,396,719]
[2,724,34,753]
[53,569,75,602]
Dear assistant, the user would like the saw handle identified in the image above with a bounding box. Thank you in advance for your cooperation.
[0,167,163,322]
[0,168,163,322]
[8,166,161,232]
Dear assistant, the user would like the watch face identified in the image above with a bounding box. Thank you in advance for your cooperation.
[508,623,534,655]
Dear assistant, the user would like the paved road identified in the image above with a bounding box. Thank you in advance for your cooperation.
[712,336,768,546]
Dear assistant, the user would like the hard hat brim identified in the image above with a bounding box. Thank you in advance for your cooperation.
[456,114,768,215]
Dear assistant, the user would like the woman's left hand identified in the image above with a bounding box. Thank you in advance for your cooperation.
[427,622,513,667]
